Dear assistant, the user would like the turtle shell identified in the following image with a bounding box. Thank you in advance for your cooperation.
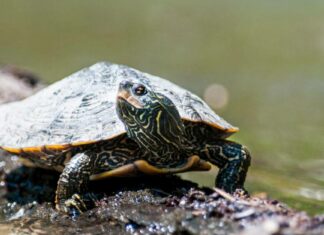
[0,62,238,151]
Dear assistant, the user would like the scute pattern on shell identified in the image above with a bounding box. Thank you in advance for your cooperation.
[0,62,237,149]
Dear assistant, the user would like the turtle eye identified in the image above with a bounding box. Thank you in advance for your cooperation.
[133,84,147,96]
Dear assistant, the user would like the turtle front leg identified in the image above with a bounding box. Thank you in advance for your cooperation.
[199,140,251,193]
[55,151,94,213]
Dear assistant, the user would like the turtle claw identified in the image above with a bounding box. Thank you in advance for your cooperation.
[66,194,87,212]
[57,194,87,216]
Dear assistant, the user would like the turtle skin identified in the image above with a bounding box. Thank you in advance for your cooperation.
[0,62,251,213]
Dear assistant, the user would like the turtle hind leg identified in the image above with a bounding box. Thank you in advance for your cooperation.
[198,140,251,193]
[55,151,95,214]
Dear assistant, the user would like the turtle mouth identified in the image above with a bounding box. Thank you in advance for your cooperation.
[117,90,143,109]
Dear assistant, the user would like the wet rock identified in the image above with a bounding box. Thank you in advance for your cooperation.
[0,165,323,235]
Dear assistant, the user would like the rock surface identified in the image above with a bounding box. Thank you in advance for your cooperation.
[0,156,323,235]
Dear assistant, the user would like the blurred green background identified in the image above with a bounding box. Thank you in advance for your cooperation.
[0,0,323,214]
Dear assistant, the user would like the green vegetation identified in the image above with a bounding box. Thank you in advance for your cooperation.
[1,0,323,214]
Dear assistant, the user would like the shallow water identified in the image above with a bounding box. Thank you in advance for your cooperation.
[0,0,323,216]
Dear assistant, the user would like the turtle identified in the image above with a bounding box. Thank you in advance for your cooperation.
[0,62,251,213]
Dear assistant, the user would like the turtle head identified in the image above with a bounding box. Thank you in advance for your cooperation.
[116,80,186,157]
